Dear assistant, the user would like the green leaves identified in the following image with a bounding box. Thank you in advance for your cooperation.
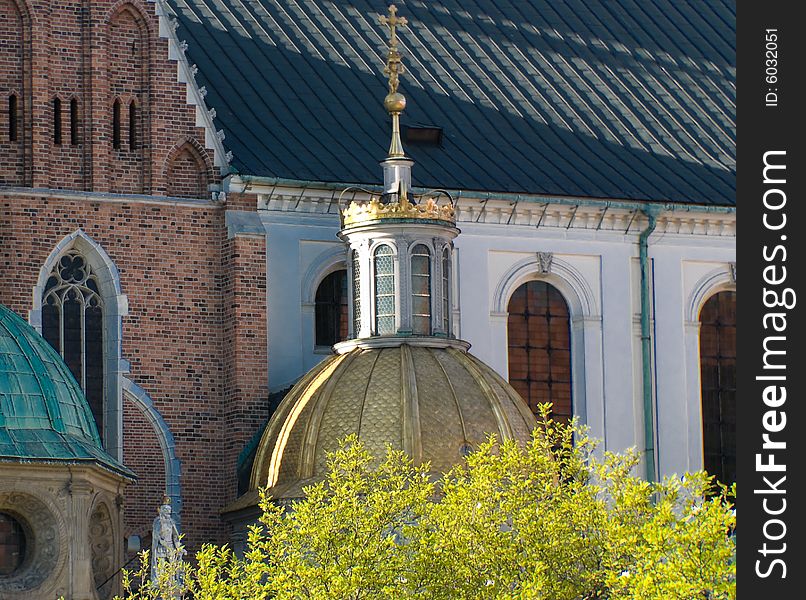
[115,405,736,599]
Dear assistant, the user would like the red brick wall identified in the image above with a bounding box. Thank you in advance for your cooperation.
[0,0,275,552]
[0,193,238,550]
[222,234,269,499]
[122,398,165,541]
[0,0,26,186]
[0,0,219,195]
[167,144,207,199]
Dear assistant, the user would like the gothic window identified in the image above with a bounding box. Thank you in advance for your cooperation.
[411,244,431,335]
[699,291,736,487]
[374,245,396,335]
[70,98,79,145]
[315,270,348,347]
[166,142,208,199]
[442,246,450,335]
[112,99,121,150]
[41,251,105,440]
[53,97,62,145]
[507,281,572,422]
[8,94,17,141]
[352,251,361,336]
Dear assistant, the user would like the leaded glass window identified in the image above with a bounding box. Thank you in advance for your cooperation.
[411,244,431,335]
[442,247,450,335]
[374,245,396,335]
[315,270,348,347]
[699,291,736,487]
[352,251,361,336]
[41,251,105,439]
[507,281,572,423]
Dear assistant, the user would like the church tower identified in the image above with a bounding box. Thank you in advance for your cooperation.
[224,5,537,529]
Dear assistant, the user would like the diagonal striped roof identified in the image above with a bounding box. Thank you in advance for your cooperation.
[166,0,736,205]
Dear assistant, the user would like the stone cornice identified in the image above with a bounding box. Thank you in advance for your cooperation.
[241,183,735,237]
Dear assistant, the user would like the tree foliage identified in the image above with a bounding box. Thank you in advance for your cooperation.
[117,405,736,599]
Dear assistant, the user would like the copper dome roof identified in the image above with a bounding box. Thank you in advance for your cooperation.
[243,344,536,503]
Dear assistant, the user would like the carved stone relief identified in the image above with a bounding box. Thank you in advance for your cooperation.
[0,492,62,595]
[90,501,115,600]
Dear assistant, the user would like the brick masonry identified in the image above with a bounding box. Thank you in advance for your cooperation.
[0,0,270,553]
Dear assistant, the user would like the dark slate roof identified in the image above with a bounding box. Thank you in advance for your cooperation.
[166,0,736,206]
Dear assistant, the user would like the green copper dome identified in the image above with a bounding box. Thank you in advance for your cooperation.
[0,303,133,478]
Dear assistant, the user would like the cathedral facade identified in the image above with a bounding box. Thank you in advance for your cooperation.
[1,1,735,596]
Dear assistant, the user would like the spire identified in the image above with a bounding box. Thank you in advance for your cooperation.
[379,4,408,159]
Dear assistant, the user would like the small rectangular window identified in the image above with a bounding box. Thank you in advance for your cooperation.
[129,101,137,151]
[8,95,17,142]
[53,98,62,145]
[70,98,79,145]
[112,100,121,149]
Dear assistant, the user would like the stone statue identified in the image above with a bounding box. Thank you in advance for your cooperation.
[150,496,185,587]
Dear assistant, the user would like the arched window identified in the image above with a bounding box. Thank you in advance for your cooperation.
[507,281,572,422]
[0,512,26,576]
[411,244,431,335]
[442,246,450,335]
[315,270,348,347]
[352,251,361,336]
[112,99,121,150]
[374,245,396,335]
[70,98,79,145]
[41,250,105,440]
[699,291,736,486]
[53,97,62,145]
[8,94,17,141]
[128,100,137,151]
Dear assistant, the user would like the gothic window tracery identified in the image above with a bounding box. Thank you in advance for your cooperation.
[507,281,572,422]
[699,291,736,487]
[41,251,105,440]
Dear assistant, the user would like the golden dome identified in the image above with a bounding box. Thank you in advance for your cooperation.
[248,344,536,501]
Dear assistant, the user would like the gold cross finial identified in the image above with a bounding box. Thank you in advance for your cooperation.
[379,4,407,97]
[379,4,407,51]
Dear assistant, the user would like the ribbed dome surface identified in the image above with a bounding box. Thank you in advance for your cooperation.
[250,344,537,500]
[0,304,132,477]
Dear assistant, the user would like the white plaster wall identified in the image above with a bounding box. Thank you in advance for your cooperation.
[260,208,736,479]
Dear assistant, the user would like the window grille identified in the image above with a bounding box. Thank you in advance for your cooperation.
[352,252,361,336]
[374,245,396,335]
[699,291,736,487]
[507,281,572,422]
[41,251,105,440]
[315,270,348,347]
[411,244,431,335]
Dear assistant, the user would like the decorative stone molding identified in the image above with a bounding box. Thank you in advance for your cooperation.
[122,378,183,523]
[0,492,65,596]
[90,502,115,600]
[536,251,553,274]
[492,254,599,317]
[686,265,737,323]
